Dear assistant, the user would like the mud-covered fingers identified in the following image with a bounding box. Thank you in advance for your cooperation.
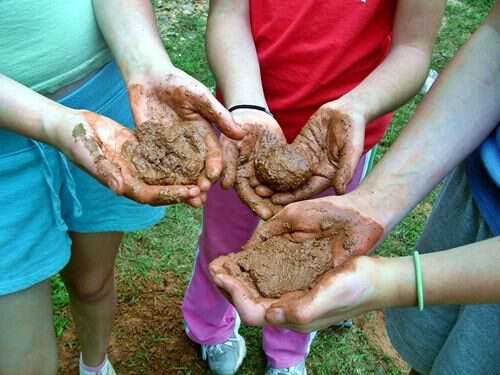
[249,175,260,188]
[235,175,277,220]
[255,184,274,197]
[202,129,223,182]
[244,213,292,248]
[212,273,273,327]
[126,183,200,206]
[221,137,239,189]
[271,175,331,205]
[191,89,246,140]
[327,113,364,195]
[127,83,150,126]
[265,278,333,330]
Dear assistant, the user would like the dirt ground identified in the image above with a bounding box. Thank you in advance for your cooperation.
[58,272,407,374]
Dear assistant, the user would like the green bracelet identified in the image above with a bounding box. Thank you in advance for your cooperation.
[413,251,425,311]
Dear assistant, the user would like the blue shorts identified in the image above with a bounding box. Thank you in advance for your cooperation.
[0,61,165,296]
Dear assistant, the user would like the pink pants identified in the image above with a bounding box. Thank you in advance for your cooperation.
[183,155,367,368]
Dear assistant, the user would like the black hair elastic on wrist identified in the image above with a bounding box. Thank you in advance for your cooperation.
[228,104,272,115]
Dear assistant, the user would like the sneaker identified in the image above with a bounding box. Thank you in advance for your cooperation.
[201,316,247,375]
[265,362,307,375]
[333,319,353,329]
[79,355,116,375]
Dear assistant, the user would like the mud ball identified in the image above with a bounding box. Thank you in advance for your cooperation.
[123,121,207,185]
[254,134,313,192]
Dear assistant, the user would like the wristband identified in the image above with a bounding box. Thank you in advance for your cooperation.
[228,104,272,115]
[413,251,425,311]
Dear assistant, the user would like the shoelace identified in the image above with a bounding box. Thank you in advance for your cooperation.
[201,336,238,360]
[268,367,303,375]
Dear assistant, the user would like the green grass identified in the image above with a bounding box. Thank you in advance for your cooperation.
[52,0,495,373]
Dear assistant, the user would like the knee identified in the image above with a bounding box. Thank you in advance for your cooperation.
[64,268,115,303]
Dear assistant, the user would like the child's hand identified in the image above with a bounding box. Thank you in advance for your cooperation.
[271,102,366,204]
[127,64,245,205]
[225,108,285,219]
[58,110,200,205]
[210,193,385,327]
[265,255,387,332]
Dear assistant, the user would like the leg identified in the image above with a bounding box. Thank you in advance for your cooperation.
[183,182,260,344]
[0,281,58,375]
[60,232,123,366]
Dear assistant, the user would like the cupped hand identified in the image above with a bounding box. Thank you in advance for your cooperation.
[265,256,384,332]
[209,194,385,327]
[128,65,245,206]
[223,108,285,219]
[271,101,366,205]
[62,111,200,205]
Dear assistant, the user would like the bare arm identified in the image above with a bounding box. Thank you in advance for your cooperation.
[338,0,446,122]
[93,0,243,138]
[273,0,446,201]
[356,1,500,232]
[207,0,267,109]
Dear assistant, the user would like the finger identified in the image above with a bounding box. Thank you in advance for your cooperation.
[204,129,223,181]
[214,274,272,327]
[195,92,246,140]
[271,176,330,205]
[128,83,149,126]
[235,176,275,220]
[198,175,212,193]
[249,176,260,188]
[200,192,208,204]
[327,113,364,195]
[128,184,200,206]
[245,215,290,247]
[333,146,362,195]
[186,195,204,208]
[221,138,239,189]
[255,185,274,197]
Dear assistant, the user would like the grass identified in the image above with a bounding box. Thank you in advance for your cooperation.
[52,0,495,373]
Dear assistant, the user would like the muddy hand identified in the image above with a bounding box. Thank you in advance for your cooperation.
[66,111,199,205]
[229,109,285,219]
[265,256,384,332]
[129,65,245,140]
[209,256,278,326]
[128,66,239,206]
[272,103,366,205]
[247,195,384,267]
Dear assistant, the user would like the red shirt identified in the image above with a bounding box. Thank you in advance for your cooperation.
[249,0,397,151]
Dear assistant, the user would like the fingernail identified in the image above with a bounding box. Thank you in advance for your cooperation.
[189,187,200,196]
[268,309,285,323]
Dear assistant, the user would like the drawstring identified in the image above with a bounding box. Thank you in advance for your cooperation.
[33,141,82,231]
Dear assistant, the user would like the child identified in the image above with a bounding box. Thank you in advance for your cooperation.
[182,1,445,374]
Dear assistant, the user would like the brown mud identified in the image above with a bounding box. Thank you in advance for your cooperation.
[122,121,207,185]
[254,131,314,192]
[221,235,334,298]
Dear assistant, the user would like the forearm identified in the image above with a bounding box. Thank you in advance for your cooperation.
[356,6,500,231]
[379,237,500,307]
[93,0,172,82]
[0,74,74,146]
[339,0,445,122]
[207,0,267,109]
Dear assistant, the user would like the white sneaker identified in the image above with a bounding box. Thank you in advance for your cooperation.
[265,361,307,375]
[79,355,116,375]
[201,315,247,375]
